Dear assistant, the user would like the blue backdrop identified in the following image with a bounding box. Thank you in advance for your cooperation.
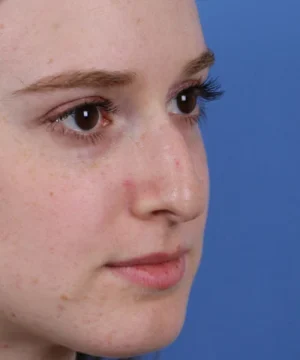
[161,0,300,359]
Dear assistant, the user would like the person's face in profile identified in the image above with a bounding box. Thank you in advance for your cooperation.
[0,0,213,359]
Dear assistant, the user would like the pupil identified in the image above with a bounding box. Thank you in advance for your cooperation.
[74,105,99,131]
[177,90,197,114]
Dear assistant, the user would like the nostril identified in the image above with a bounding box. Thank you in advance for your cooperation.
[152,210,165,216]
[152,210,179,226]
[152,209,172,217]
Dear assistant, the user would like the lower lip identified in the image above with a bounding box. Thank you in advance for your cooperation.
[107,255,186,290]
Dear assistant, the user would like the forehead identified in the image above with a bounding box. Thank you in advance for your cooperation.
[0,0,205,92]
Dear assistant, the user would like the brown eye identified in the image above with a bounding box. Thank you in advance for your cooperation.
[176,88,198,114]
[168,87,200,118]
[72,104,101,131]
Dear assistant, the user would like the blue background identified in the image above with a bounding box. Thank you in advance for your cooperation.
[162,0,300,359]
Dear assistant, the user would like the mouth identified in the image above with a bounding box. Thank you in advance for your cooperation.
[106,248,188,267]
[105,248,188,290]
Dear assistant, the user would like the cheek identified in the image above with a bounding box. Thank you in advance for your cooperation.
[0,152,122,278]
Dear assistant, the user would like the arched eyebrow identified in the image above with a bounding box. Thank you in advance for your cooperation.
[13,49,215,95]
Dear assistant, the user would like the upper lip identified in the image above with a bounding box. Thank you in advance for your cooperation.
[106,248,188,267]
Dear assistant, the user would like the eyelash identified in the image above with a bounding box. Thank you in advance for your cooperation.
[43,76,224,145]
[175,76,224,125]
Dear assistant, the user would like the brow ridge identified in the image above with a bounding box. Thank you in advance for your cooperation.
[14,49,215,95]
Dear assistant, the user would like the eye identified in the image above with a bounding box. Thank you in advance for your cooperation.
[168,87,200,116]
[59,103,107,133]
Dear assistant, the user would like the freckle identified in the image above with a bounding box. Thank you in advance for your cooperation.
[32,277,39,285]
[22,148,31,161]
[10,312,16,318]
[136,18,141,24]
[0,24,4,30]
[89,161,99,169]
[60,294,70,301]
[49,191,54,197]
[47,58,54,64]
[0,115,7,123]
[53,22,61,30]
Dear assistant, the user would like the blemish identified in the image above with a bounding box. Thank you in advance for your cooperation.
[10,312,16,318]
[57,304,66,311]
[0,24,4,30]
[105,332,113,345]
[122,179,135,190]
[15,275,23,289]
[175,159,180,168]
[0,344,9,349]
[49,191,54,197]
[60,294,70,301]
[47,58,54,64]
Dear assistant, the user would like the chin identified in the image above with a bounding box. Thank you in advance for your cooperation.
[90,314,186,359]
[73,287,190,359]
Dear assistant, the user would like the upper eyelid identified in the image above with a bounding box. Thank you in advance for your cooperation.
[38,96,112,122]
[167,78,205,102]
[38,78,206,122]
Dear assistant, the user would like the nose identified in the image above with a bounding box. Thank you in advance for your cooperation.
[127,120,208,225]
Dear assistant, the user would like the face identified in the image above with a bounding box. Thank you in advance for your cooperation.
[0,0,212,359]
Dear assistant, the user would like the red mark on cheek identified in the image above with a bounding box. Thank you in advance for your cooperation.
[122,179,136,191]
[105,332,113,345]
[175,244,184,254]
[175,159,180,168]
[0,344,9,349]
[57,304,66,311]
[15,274,23,289]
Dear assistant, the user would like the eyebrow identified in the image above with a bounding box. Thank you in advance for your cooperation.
[13,49,215,95]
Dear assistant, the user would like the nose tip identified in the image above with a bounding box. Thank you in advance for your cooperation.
[172,184,207,222]
[129,165,208,225]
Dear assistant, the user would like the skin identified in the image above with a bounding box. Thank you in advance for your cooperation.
[0,1,210,359]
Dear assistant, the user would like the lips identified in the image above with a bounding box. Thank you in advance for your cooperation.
[106,248,188,267]
[105,248,188,290]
